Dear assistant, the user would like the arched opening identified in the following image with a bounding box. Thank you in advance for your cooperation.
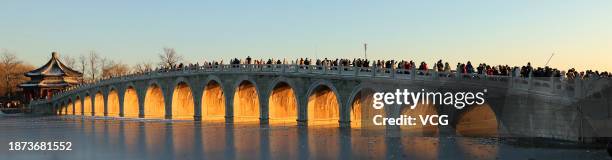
[84,95,92,116]
[349,88,377,128]
[307,85,340,126]
[61,103,67,115]
[55,104,61,115]
[233,80,260,122]
[202,80,225,121]
[172,82,195,120]
[144,84,165,119]
[75,97,82,115]
[456,103,498,137]
[94,92,105,116]
[67,100,74,115]
[400,101,439,136]
[269,82,298,123]
[123,86,139,118]
[56,103,61,115]
[107,89,120,117]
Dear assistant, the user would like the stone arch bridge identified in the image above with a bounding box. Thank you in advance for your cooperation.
[29,64,612,142]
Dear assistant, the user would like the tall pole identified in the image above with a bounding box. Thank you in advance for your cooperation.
[364,43,367,59]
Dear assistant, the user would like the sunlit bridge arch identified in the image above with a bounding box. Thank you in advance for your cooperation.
[144,83,166,119]
[123,85,139,118]
[232,79,260,122]
[306,81,341,126]
[171,81,195,120]
[455,103,499,137]
[56,102,62,115]
[67,99,74,115]
[201,78,226,121]
[55,103,59,115]
[75,96,82,115]
[400,100,440,136]
[60,102,66,115]
[347,86,377,128]
[84,94,92,116]
[54,103,60,115]
[268,80,298,124]
[61,101,67,115]
[94,91,105,116]
[107,88,120,117]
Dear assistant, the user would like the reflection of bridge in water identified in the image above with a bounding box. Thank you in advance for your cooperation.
[5,116,607,159]
[30,64,612,142]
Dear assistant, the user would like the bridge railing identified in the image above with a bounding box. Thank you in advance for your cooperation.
[50,64,606,101]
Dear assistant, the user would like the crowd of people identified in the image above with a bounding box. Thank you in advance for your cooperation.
[149,56,612,80]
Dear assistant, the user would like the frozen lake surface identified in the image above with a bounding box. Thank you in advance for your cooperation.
[0,115,609,160]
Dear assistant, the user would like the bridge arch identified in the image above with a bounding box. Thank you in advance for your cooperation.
[123,85,140,118]
[107,87,120,117]
[57,103,62,114]
[67,98,74,115]
[56,102,61,115]
[144,82,166,119]
[306,80,342,126]
[54,103,60,115]
[94,91,105,116]
[64,100,70,114]
[75,96,82,115]
[454,103,498,137]
[83,93,93,116]
[232,77,260,122]
[347,85,378,128]
[201,76,226,121]
[171,79,195,120]
[268,78,299,123]
[65,99,71,115]
[399,100,439,136]
[56,102,62,115]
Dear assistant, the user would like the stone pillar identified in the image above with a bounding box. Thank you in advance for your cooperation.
[339,100,351,128]
[224,88,235,123]
[164,86,173,120]
[103,92,109,116]
[297,95,308,126]
[137,90,146,118]
[192,88,203,121]
[118,90,125,117]
[335,81,357,128]
[257,79,272,124]
[91,94,96,116]
[259,97,270,124]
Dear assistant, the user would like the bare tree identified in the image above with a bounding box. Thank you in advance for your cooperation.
[0,51,20,96]
[159,48,182,68]
[0,51,20,72]
[78,54,87,80]
[100,57,108,78]
[133,61,154,73]
[61,54,76,69]
[88,51,99,80]
[102,60,131,78]
[0,50,34,97]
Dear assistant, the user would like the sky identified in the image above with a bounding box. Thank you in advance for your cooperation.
[1,0,611,71]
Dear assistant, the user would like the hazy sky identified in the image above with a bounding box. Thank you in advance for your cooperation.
[1,1,611,71]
